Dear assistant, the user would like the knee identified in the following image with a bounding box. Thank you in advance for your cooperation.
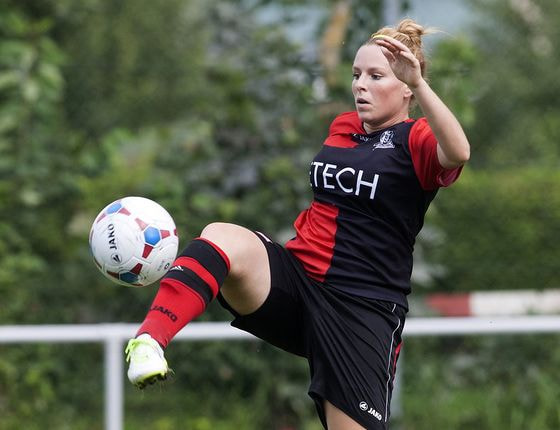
[199,223,255,277]
[200,222,236,244]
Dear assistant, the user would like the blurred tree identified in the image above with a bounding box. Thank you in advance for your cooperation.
[0,0,330,428]
[466,0,560,168]
[424,168,560,292]
[402,333,560,430]
[413,0,560,293]
[0,1,78,324]
[0,3,101,428]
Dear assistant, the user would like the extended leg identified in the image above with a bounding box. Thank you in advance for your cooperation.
[126,222,271,387]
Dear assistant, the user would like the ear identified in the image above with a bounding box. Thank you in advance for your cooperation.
[403,84,413,99]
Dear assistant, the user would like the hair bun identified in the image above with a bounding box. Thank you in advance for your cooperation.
[396,18,428,47]
[368,18,436,77]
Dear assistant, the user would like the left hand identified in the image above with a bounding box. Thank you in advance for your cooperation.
[373,35,423,88]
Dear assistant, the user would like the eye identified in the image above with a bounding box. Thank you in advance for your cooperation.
[352,72,360,80]
[371,74,381,80]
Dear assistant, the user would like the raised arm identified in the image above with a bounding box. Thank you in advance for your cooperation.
[374,35,470,168]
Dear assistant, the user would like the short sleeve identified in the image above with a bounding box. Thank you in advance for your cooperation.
[409,118,463,190]
[323,111,363,148]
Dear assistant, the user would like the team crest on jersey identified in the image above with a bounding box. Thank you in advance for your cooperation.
[373,130,395,150]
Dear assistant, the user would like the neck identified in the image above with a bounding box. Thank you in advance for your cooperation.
[362,117,409,134]
[361,108,410,134]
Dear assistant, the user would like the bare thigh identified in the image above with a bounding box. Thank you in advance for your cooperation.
[325,401,366,430]
[200,222,271,315]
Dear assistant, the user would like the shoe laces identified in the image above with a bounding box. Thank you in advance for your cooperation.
[125,336,159,363]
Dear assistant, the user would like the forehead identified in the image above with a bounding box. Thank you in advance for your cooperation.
[352,44,390,70]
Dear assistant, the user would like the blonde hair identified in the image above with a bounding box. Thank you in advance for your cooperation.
[367,18,435,78]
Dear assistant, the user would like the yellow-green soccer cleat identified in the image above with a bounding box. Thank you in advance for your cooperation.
[125,333,169,388]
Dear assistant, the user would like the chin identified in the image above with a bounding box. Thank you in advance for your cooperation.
[356,110,376,125]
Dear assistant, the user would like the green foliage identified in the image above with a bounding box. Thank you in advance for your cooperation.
[428,36,480,128]
[401,335,560,429]
[467,0,560,168]
[424,167,560,292]
[55,0,212,136]
[0,1,80,325]
[0,0,325,427]
[0,344,103,430]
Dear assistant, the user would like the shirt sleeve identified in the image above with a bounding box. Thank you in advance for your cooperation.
[323,111,363,148]
[409,118,463,190]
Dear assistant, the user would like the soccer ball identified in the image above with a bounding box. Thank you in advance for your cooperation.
[89,197,179,287]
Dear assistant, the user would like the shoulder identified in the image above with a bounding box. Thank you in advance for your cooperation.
[408,117,434,141]
[323,111,364,148]
[329,111,364,136]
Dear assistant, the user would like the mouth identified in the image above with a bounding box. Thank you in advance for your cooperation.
[356,97,370,106]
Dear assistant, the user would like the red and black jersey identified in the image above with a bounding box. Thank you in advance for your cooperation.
[285,111,462,309]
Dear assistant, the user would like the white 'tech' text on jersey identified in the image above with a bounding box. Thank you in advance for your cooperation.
[310,161,380,200]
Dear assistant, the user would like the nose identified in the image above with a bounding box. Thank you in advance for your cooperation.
[354,73,367,91]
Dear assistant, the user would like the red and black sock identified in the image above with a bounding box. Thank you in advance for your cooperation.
[136,238,230,348]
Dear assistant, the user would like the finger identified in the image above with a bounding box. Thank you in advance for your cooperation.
[379,46,396,63]
[375,41,401,60]
[373,39,403,59]
[376,39,417,65]
[397,50,417,64]
[372,34,412,53]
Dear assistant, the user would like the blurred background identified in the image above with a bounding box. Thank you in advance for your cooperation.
[2,0,560,428]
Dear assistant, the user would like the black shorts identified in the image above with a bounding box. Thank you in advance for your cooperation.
[217,232,406,429]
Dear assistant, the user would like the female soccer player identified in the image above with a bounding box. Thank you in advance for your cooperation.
[125,18,470,430]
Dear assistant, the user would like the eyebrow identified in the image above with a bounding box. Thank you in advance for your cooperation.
[351,66,386,73]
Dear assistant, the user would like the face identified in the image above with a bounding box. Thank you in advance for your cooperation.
[352,44,411,132]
